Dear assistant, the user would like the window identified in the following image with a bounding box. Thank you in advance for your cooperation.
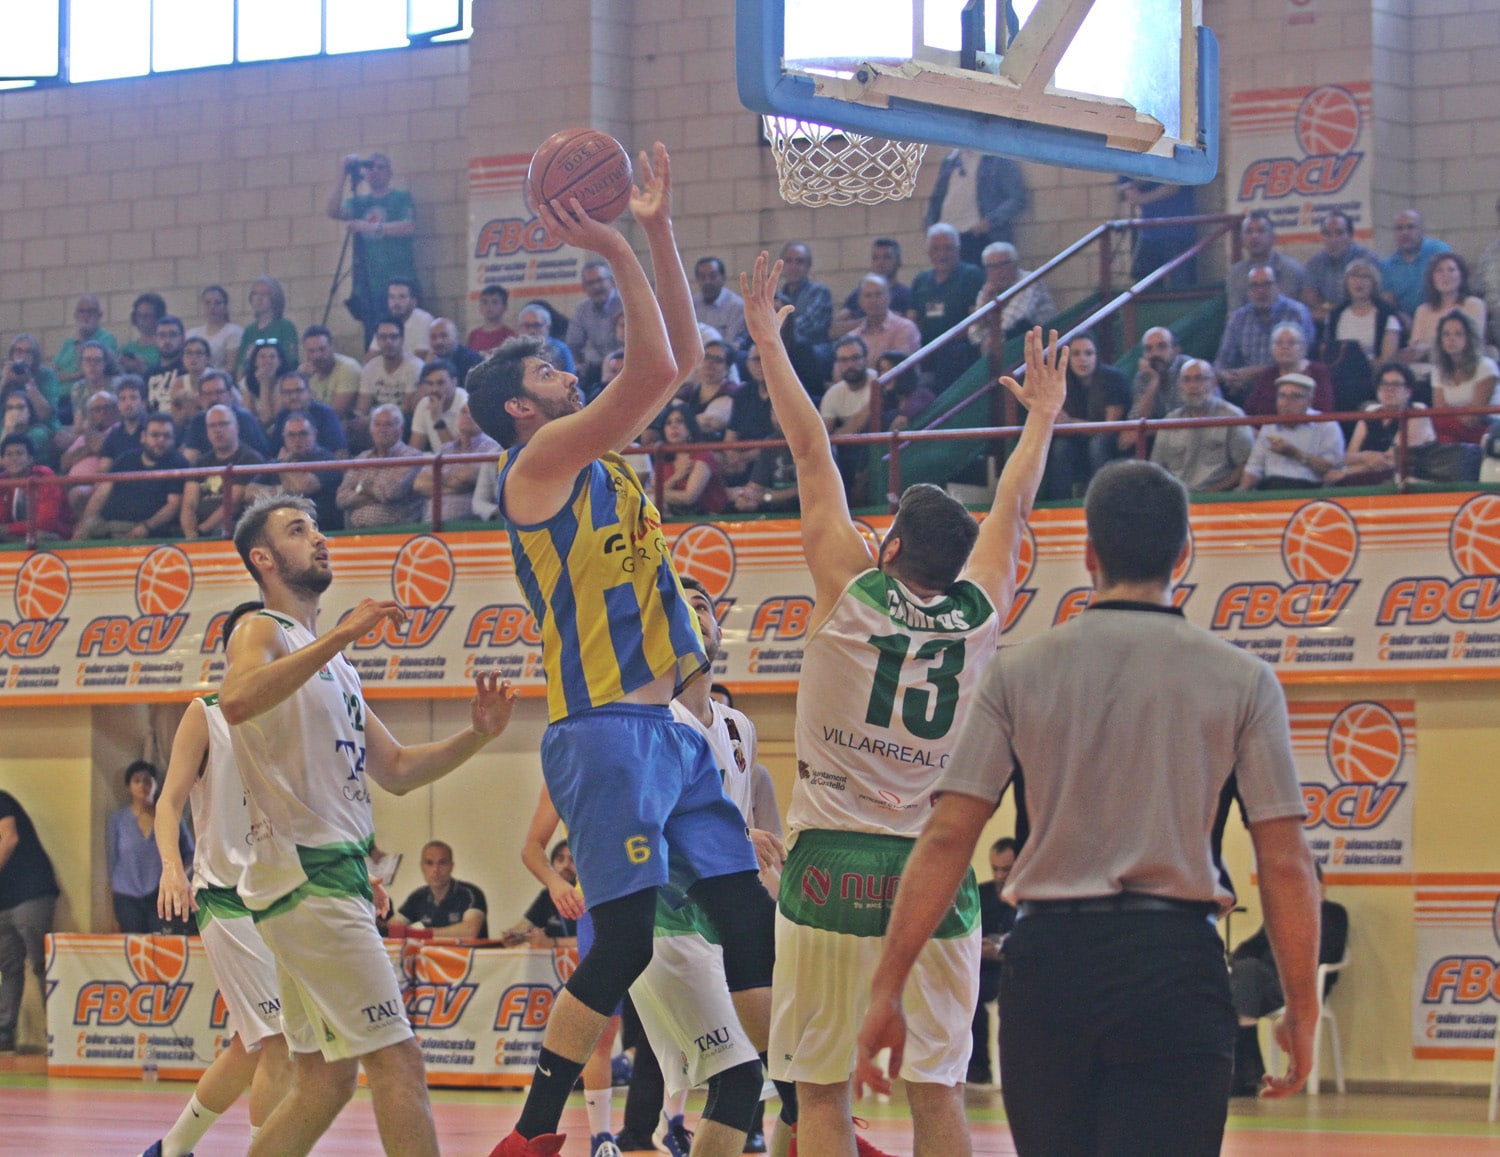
[0,0,471,88]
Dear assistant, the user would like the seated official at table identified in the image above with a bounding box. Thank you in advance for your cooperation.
[387,839,488,939]
[500,838,579,947]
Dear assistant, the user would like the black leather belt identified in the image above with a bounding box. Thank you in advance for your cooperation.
[1018,894,1218,923]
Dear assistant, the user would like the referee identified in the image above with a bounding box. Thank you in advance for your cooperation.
[856,460,1320,1155]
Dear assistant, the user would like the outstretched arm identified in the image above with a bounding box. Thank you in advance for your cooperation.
[742,252,873,615]
[962,327,1066,606]
[361,674,516,795]
[155,697,208,922]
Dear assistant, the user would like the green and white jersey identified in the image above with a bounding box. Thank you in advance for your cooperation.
[229,610,374,912]
[189,695,252,893]
[791,569,998,839]
[669,699,759,826]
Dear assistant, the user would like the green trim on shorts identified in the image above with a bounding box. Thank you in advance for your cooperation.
[194,884,251,930]
[653,891,720,943]
[251,837,375,923]
[778,828,979,939]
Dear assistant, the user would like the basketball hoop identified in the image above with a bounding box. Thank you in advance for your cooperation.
[762,117,926,207]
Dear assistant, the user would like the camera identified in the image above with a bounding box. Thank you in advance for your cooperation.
[345,156,376,181]
[9,360,28,378]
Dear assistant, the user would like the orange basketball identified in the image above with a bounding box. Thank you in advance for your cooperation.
[1326,701,1404,785]
[672,524,737,600]
[526,129,634,224]
[412,943,474,986]
[392,536,455,607]
[136,546,194,617]
[126,934,190,985]
[1295,85,1361,156]
[14,552,70,620]
[1449,494,1500,577]
[1281,501,1358,583]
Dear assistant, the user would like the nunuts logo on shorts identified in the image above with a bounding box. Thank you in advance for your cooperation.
[0,552,71,659]
[74,935,195,1027]
[1377,495,1500,627]
[76,546,193,656]
[1303,702,1406,831]
[1213,501,1359,629]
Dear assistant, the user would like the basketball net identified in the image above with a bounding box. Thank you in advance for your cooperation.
[762,117,926,207]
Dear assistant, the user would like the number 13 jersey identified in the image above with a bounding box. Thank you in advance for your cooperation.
[790,568,998,839]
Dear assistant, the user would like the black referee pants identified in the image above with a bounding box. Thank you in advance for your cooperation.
[998,910,1235,1157]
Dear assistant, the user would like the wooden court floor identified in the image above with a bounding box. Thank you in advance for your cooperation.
[2,1057,1498,1155]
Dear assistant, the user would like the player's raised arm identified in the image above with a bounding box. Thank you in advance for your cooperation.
[155,697,208,922]
[962,327,1066,609]
[742,251,874,610]
[360,673,516,796]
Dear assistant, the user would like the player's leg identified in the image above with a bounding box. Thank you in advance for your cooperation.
[793,1080,855,1156]
[693,1059,767,1157]
[362,1036,441,1157]
[146,1034,259,1157]
[906,1082,971,1157]
[583,1015,622,1147]
[247,1033,292,1132]
[247,1050,360,1157]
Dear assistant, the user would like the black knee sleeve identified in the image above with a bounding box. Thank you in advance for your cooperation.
[687,870,775,991]
[701,1059,765,1133]
[564,887,657,1015]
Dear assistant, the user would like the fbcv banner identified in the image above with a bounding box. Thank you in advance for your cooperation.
[1412,878,1500,1061]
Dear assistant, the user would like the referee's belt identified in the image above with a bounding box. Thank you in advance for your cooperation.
[1017,894,1217,924]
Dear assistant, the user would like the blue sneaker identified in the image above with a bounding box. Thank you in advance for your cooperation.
[590,1133,622,1157]
[653,1112,693,1157]
[140,1144,190,1157]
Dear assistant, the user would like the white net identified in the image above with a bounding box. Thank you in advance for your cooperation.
[762,117,927,207]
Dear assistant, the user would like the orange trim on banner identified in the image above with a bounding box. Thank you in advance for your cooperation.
[1413,1047,1495,1062]
[1414,873,1500,886]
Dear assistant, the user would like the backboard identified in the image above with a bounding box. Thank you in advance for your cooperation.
[737,0,1219,184]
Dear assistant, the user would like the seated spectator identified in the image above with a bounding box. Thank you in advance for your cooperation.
[821,336,878,500]
[729,406,799,513]
[1327,259,1403,364]
[500,839,579,947]
[182,371,270,464]
[722,343,775,486]
[267,370,346,458]
[1120,327,1188,456]
[1237,373,1345,490]
[1149,359,1254,493]
[427,318,482,388]
[657,402,727,516]
[108,760,193,935]
[1429,310,1499,445]
[60,389,119,520]
[185,284,243,371]
[1301,210,1381,331]
[1406,253,1487,371]
[1216,266,1316,403]
[467,284,515,354]
[1229,865,1348,1096]
[1227,210,1307,311]
[180,405,266,539]
[0,789,60,1055]
[351,317,425,449]
[52,295,116,387]
[693,256,749,350]
[968,242,1057,358]
[73,413,188,539]
[247,414,344,531]
[1329,361,1436,484]
[1241,323,1335,416]
[567,261,623,386]
[413,403,499,523]
[409,360,468,452]
[367,277,433,362]
[515,304,576,373]
[335,403,423,527]
[235,277,298,376]
[299,325,362,419]
[876,352,936,433]
[118,293,166,376]
[4,334,62,430]
[1379,209,1450,319]
[388,841,488,940]
[1043,331,1130,499]
[681,341,736,438]
[55,340,119,455]
[846,275,921,364]
[832,237,912,337]
[168,337,213,433]
[1,392,54,468]
[101,377,149,464]
[0,434,68,540]
[240,336,294,428]
[908,224,984,392]
[144,315,187,414]
[777,241,836,394]
[971,837,1018,1086]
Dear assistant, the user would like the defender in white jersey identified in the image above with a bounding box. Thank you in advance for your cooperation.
[143,601,291,1157]
[222,493,515,1157]
[742,252,1066,1157]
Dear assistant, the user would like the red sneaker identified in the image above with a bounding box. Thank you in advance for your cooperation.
[787,1118,895,1157]
[487,1130,567,1156]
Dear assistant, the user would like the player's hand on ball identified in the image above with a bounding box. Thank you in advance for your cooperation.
[537,195,620,257]
[471,673,517,739]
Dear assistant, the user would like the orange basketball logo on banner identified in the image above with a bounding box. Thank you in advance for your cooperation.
[135,547,193,617]
[1283,501,1359,583]
[671,524,737,600]
[15,552,70,620]
[125,935,190,986]
[1448,494,1500,577]
[1326,701,1404,785]
[393,536,456,606]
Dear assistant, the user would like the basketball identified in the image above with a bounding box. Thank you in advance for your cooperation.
[526,128,634,224]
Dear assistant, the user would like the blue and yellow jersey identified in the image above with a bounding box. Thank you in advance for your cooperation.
[497,447,707,721]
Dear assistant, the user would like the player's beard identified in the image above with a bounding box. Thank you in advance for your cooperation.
[270,544,333,595]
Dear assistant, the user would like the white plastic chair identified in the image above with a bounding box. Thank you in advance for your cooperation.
[1264,952,1349,1096]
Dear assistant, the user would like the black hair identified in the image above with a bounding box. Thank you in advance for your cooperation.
[1083,461,1189,586]
[466,335,547,448]
[886,483,980,590]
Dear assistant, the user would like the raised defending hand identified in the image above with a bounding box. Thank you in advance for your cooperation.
[537,193,622,258]
[740,251,796,345]
[340,598,409,646]
[998,327,1067,420]
[628,142,672,229]
[854,989,906,1099]
[470,672,517,739]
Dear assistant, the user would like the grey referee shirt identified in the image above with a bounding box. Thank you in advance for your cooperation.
[937,601,1306,908]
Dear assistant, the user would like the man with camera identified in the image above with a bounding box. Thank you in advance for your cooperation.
[326,151,418,343]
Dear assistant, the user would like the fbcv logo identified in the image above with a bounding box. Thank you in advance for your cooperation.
[1238,85,1364,201]
[403,943,478,1030]
[1376,495,1500,626]
[1421,896,1500,1006]
[1303,702,1406,831]
[77,546,192,655]
[74,935,194,1026]
[1213,501,1359,629]
[1055,526,1195,625]
[349,536,453,648]
[0,552,70,658]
